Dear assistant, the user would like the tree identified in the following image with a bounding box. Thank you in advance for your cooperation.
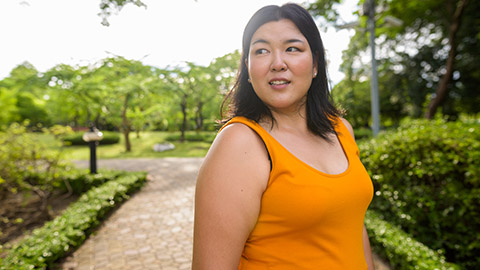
[98,0,146,26]
[97,56,155,151]
[381,0,474,118]
[332,79,371,128]
[308,0,480,121]
[158,65,194,142]
[208,51,242,124]
[44,64,106,128]
[0,86,18,128]
[0,62,50,128]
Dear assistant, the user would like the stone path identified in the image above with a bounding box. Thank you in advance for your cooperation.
[60,158,203,270]
[60,158,390,270]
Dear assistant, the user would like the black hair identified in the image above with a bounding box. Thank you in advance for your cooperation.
[221,3,341,141]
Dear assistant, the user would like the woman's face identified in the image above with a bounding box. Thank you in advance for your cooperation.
[247,19,317,115]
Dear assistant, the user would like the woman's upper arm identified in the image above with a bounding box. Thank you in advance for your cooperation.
[192,123,270,269]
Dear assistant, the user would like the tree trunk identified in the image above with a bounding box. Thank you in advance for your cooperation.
[180,93,187,143]
[196,101,204,130]
[122,94,131,151]
[425,0,469,119]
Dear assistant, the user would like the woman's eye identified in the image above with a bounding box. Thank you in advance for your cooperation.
[255,48,268,55]
[286,47,300,52]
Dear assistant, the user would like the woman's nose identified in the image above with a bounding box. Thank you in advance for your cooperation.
[270,52,287,72]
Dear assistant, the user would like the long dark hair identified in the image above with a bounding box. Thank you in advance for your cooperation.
[221,3,341,141]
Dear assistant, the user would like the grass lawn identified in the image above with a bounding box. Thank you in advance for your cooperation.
[35,131,215,160]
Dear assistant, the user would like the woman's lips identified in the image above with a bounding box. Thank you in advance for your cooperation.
[269,80,290,85]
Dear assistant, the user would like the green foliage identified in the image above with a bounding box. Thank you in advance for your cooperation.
[1,51,241,147]
[164,131,216,143]
[0,171,147,270]
[359,117,480,268]
[353,127,373,141]
[0,122,69,198]
[0,62,52,128]
[309,0,480,120]
[60,131,120,146]
[98,0,146,26]
[16,93,50,128]
[0,87,18,128]
[333,79,371,128]
[57,169,124,194]
[46,125,74,138]
[365,210,460,270]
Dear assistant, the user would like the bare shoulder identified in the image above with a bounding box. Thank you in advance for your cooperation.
[200,122,270,190]
[210,122,269,161]
[339,117,355,140]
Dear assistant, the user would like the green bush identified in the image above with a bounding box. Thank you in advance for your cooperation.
[61,131,120,146]
[45,125,74,138]
[59,169,124,194]
[353,127,373,141]
[365,210,460,270]
[0,122,71,209]
[0,171,147,270]
[360,118,480,269]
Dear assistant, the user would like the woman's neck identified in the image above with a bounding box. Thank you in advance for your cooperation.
[260,106,309,134]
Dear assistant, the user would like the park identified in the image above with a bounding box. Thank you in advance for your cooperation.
[0,0,479,269]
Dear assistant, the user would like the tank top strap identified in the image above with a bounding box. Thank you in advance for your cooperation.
[219,116,279,170]
[219,116,277,160]
[333,118,360,157]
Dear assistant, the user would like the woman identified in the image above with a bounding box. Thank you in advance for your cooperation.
[193,3,375,270]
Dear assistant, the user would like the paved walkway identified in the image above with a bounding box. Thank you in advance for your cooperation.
[60,158,390,270]
[61,158,203,270]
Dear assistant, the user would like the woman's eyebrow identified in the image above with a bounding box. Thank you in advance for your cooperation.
[251,38,268,46]
[285,38,304,44]
[251,38,305,46]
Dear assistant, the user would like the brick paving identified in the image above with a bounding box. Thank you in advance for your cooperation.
[60,158,203,270]
[59,157,390,270]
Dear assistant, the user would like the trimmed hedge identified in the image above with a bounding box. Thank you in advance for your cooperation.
[57,169,125,194]
[365,210,460,270]
[61,131,120,146]
[359,118,480,269]
[0,171,147,270]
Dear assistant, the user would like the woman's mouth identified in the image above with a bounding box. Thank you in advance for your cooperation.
[269,80,290,86]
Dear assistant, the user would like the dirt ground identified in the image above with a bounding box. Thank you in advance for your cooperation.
[0,190,79,249]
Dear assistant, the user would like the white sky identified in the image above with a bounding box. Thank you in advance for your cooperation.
[0,0,358,85]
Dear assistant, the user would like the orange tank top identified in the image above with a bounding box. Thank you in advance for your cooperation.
[221,116,374,270]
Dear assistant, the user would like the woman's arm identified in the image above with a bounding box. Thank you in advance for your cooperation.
[340,117,376,270]
[363,225,375,270]
[192,123,270,270]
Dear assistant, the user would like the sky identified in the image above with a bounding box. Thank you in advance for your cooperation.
[0,0,358,85]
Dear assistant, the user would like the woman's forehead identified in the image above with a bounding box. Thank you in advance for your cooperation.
[250,19,305,44]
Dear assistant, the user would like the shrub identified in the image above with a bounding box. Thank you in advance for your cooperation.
[365,210,460,270]
[61,131,120,146]
[0,122,71,214]
[360,118,480,269]
[57,169,124,194]
[353,127,373,141]
[0,171,147,270]
[46,125,74,138]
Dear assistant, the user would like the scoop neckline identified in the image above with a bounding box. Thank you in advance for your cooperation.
[253,119,352,178]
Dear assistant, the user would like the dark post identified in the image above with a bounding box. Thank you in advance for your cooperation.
[89,139,98,174]
[83,126,103,175]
